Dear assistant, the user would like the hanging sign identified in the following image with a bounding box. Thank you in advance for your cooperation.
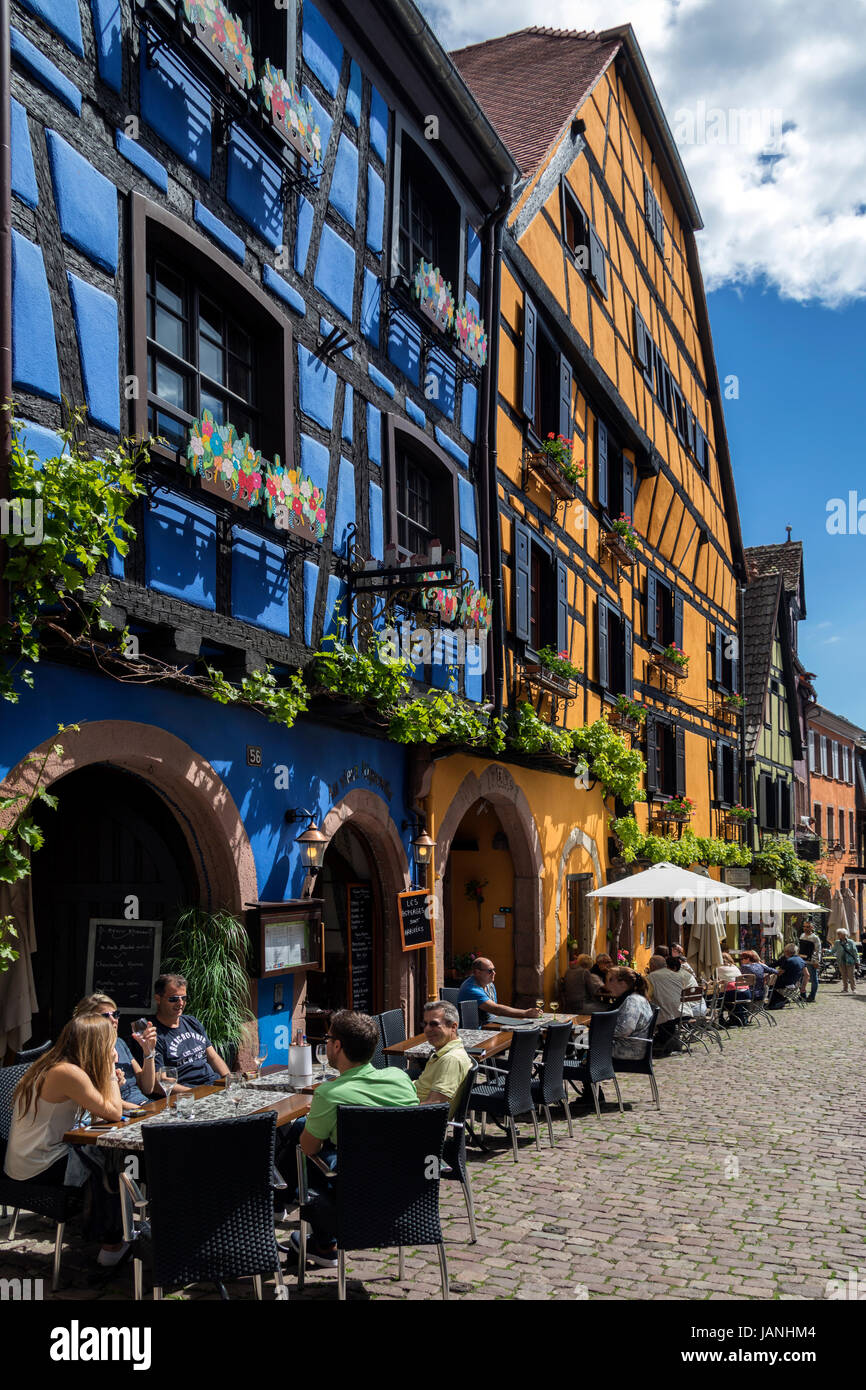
[398,890,434,952]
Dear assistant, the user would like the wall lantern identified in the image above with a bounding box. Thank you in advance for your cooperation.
[412,830,434,867]
[286,808,329,871]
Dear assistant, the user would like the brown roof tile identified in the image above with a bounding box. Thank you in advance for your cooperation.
[744,540,803,596]
[450,27,621,177]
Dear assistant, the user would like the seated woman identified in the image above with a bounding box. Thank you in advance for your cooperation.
[73,993,158,1108]
[590,953,613,983]
[562,953,605,1013]
[738,950,773,1000]
[3,1014,128,1265]
[715,952,752,1023]
[605,967,654,1059]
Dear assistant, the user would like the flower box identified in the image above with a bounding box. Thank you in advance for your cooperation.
[523,662,577,700]
[525,449,578,502]
[183,0,255,90]
[412,261,455,334]
[602,530,637,567]
[650,653,689,680]
[453,301,488,367]
[608,711,642,738]
[265,462,328,543]
[420,573,461,626]
[259,61,322,165]
[186,411,263,509]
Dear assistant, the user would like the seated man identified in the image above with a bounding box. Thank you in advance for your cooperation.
[646,955,684,1054]
[768,945,806,1008]
[458,957,540,1021]
[562,953,604,1013]
[278,1009,418,1268]
[414,1001,472,1116]
[152,974,230,1092]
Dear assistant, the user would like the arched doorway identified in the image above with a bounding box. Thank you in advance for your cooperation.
[444,802,515,999]
[309,822,384,1015]
[29,766,199,1043]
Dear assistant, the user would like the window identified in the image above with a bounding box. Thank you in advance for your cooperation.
[633,305,654,389]
[843,746,850,782]
[652,344,675,423]
[133,196,291,467]
[597,420,634,523]
[695,422,710,474]
[647,571,683,651]
[814,804,822,836]
[714,626,738,693]
[522,295,573,444]
[397,136,460,288]
[832,741,840,780]
[758,772,777,830]
[647,716,685,798]
[230,1,293,72]
[778,780,792,831]
[820,735,829,776]
[514,519,570,656]
[597,597,633,698]
[715,741,738,806]
[386,418,458,562]
[850,810,855,848]
[839,812,845,849]
[808,730,817,773]
[672,382,689,445]
[561,182,589,265]
[827,807,835,844]
[644,175,665,253]
[587,225,608,297]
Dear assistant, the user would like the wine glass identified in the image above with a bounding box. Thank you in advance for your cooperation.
[535,998,544,1014]
[253,1043,268,1080]
[549,1001,560,1018]
[228,1072,244,1112]
[316,1043,329,1078]
[158,1066,178,1115]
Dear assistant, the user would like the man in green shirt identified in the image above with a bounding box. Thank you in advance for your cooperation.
[280,1009,417,1268]
[415,1000,472,1116]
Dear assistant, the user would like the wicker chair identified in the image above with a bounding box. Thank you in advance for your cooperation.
[440,1062,479,1242]
[458,999,480,1030]
[562,1008,623,1117]
[13,1041,52,1065]
[529,1021,574,1144]
[468,1027,541,1161]
[613,1006,661,1110]
[295,1103,450,1299]
[439,987,461,1007]
[0,1062,85,1291]
[678,987,712,1055]
[119,1113,285,1300]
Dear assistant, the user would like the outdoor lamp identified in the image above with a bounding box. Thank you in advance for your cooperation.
[412,829,434,866]
[831,842,845,863]
[286,808,328,871]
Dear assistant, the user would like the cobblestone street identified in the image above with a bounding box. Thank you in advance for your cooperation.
[3,982,864,1304]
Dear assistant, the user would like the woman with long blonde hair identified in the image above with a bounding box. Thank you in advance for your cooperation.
[4,1014,126,1265]
[73,993,158,1107]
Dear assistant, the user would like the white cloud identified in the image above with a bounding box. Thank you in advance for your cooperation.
[420,0,866,306]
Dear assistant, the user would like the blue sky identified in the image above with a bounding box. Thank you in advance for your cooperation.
[709,288,866,728]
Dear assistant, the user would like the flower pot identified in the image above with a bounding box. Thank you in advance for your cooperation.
[523,663,577,699]
[184,3,255,91]
[525,450,578,502]
[651,654,689,680]
[608,711,642,737]
[602,531,637,567]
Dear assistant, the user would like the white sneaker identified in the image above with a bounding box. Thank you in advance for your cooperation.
[96,1242,130,1267]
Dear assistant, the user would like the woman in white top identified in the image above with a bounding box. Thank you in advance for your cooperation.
[4,1014,125,1262]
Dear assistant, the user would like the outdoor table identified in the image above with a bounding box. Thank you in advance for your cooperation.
[63,1082,310,1151]
[386,1017,591,1064]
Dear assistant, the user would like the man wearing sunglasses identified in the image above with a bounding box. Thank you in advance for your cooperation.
[457,957,541,1020]
[151,974,230,1092]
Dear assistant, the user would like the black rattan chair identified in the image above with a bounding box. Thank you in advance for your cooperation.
[441,1062,478,1242]
[13,1041,52,1065]
[529,1021,574,1145]
[613,1006,660,1110]
[120,1113,285,1300]
[562,1007,623,1117]
[458,998,480,1030]
[439,987,461,1007]
[295,1103,450,1299]
[0,1062,85,1291]
[469,1027,541,1161]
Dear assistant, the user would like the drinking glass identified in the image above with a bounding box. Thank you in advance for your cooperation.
[158,1067,178,1114]
[535,998,544,1013]
[316,1043,330,1078]
[175,1092,196,1120]
[228,1072,244,1112]
[253,1044,268,1080]
[132,1017,149,1039]
[549,1001,560,1018]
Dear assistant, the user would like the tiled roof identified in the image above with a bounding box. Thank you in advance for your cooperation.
[744,540,803,596]
[742,571,783,758]
[450,27,621,176]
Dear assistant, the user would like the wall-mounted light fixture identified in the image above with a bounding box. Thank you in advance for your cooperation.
[285,807,329,872]
[402,815,434,884]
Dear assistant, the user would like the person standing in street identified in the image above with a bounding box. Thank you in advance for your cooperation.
[832,928,860,994]
[797,921,823,1002]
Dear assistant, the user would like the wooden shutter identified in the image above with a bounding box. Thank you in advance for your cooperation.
[588,226,607,296]
[597,597,609,690]
[675,725,686,796]
[674,592,684,650]
[624,618,633,699]
[758,774,768,827]
[559,354,573,442]
[730,636,739,696]
[513,519,531,642]
[633,305,651,374]
[654,199,665,252]
[597,419,609,512]
[714,627,724,685]
[778,780,791,831]
[732,748,740,806]
[686,406,696,454]
[716,741,725,802]
[556,557,569,654]
[622,456,634,524]
[647,571,657,645]
[646,716,659,791]
[522,294,537,422]
[644,174,655,225]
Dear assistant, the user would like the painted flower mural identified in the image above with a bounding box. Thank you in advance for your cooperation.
[453,301,488,367]
[183,0,255,90]
[186,411,263,509]
[412,261,455,333]
[259,60,323,166]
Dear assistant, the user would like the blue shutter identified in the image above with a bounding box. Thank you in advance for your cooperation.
[522,295,537,421]
[559,354,573,442]
[715,627,724,686]
[716,741,725,802]
[589,227,607,296]
[624,618,633,699]
[646,716,659,791]
[675,725,686,796]
[732,748,740,807]
[556,557,569,654]
[514,519,531,643]
[622,456,634,524]
[647,571,657,645]
[597,597,609,690]
[597,419,609,512]
[674,592,684,650]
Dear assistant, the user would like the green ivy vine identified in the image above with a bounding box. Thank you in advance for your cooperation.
[571,720,646,805]
[205,665,310,727]
[751,836,827,894]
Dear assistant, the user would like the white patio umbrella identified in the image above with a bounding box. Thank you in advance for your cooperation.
[721,888,829,917]
[587,862,744,900]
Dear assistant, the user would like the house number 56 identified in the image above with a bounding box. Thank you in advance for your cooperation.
[246,746,262,767]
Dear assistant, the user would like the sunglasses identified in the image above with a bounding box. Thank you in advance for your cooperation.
[168,995,186,1003]
[100,1010,120,1019]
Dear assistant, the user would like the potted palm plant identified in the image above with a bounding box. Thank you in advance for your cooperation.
[160,906,256,1068]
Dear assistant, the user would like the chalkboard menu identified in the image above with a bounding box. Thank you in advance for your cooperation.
[85,919,163,1014]
[398,890,434,952]
[347,883,374,1012]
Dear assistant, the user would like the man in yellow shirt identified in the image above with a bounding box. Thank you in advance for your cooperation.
[414,1000,472,1116]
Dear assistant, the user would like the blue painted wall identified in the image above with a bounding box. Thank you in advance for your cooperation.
[140,40,211,179]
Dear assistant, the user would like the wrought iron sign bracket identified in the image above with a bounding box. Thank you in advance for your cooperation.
[314,324,356,363]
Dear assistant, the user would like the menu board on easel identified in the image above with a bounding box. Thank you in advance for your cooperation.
[347,883,374,1013]
[398,889,434,952]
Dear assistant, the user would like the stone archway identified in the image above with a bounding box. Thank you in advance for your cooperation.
[435,764,544,999]
[321,788,413,1023]
[0,721,258,912]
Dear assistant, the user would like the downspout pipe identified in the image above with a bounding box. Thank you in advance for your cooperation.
[0,0,11,626]
[482,185,513,717]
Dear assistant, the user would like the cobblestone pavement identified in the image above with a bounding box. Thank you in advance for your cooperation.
[3,982,864,1303]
